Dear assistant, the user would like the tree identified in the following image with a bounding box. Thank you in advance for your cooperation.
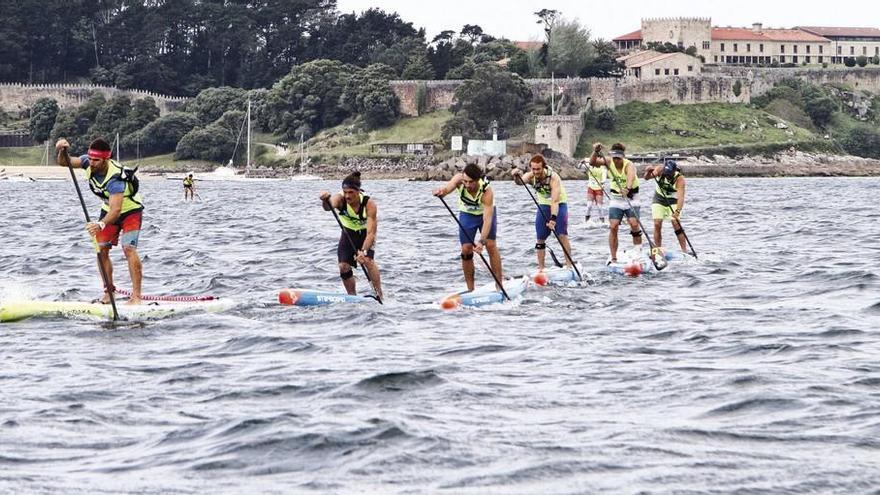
[401,52,436,80]
[118,98,161,136]
[441,113,480,146]
[371,37,429,76]
[123,111,200,155]
[547,19,594,77]
[804,96,837,128]
[341,64,401,128]
[461,24,484,51]
[186,87,249,127]
[446,60,476,80]
[594,109,616,130]
[508,50,531,77]
[28,97,59,142]
[264,59,354,139]
[175,123,236,162]
[856,55,868,67]
[844,57,857,67]
[90,95,133,140]
[534,9,561,43]
[428,31,470,78]
[579,39,624,78]
[841,125,880,158]
[451,63,532,136]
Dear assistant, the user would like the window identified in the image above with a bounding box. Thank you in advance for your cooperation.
[837,46,842,55]
[806,45,811,54]
[674,68,679,75]
[703,41,710,49]
[863,46,868,55]
[780,56,786,63]
[793,56,798,63]
[714,56,718,62]
[819,56,824,63]
[721,43,725,52]
[850,46,855,55]
[794,45,798,54]
[747,43,751,52]
[806,56,811,63]
[876,47,879,56]
[819,45,823,54]
[781,45,785,53]
[688,65,694,72]
[734,43,738,52]
[655,69,661,75]
[760,43,764,53]
[664,68,670,75]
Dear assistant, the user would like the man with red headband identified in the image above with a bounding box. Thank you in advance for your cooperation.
[55,137,144,305]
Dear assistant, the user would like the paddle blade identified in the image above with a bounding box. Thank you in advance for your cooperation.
[547,248,563,268]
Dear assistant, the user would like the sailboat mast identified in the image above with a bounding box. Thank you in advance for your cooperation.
[246,99,251,172]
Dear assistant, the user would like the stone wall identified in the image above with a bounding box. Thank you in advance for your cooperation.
[704,66,880,97]
[642,17,713,60]
[616,76,749,105]
[0,83,188,116]
[535,115,584,157]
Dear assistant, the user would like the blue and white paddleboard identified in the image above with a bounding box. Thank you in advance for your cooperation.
[440,276,529,309]
[278,288,377,306]
[532,266,581,286]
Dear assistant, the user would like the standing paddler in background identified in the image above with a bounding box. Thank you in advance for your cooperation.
[589,142,644,264]
[55,138,144,304]
[183,173,195,201]
[644,159,688,253]
[433,163,503,291]
[584,162,608,225]
[319,171,383,300]
[510,154,575,272]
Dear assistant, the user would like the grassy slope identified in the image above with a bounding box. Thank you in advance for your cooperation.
[575,101,822,157]
[308,111,452,156]
[0,145,47,167]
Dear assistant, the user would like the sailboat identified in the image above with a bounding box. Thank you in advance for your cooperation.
[166,100,285,182]
[288,132,322,181]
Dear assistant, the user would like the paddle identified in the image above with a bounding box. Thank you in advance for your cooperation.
[650,165,698,259]
[60,148,120,320]
[515,178,583,281]
[598,165,667,271]
[437,196,510,301]
[325,198,382,304]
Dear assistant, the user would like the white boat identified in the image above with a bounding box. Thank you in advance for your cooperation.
[0,169,35,182]
[286,133,322,181]
[167,100,290,182]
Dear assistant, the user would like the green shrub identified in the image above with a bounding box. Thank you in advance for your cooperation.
[594,108,616,130]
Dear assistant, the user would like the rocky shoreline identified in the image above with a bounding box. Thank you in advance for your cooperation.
[7,151,880,182]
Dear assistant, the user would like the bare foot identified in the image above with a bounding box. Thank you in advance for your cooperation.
[125,297,142,305]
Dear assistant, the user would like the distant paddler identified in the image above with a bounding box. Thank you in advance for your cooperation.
[584,162,608,224]
[183,173,196,201]
[644,159,690,254]
[510,154,575,272]
[56,137,144,305]
[589,142,643,264]
[319,171,383,301]
[433,163,503,291]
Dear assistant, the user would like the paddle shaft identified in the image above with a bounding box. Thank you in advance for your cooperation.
[437,196,510,301]
[517,179,583,281]
[326,199,382,304]
[597,165,665,271]
[650,174,698,259]
[61,148,120,320]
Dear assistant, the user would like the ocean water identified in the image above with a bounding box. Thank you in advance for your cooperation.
[1,177,878,494]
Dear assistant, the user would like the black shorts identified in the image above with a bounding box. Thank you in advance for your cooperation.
[184,185,193,190]
[337,229,374,266]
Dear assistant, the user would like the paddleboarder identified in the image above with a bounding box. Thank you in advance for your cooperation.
[510,154,575,272]
[644,159,689,253]
[584,162,607,224]
[433,163,503,291]
[589,142,643,264]
[320,171,383,300]
[183,173,195,201]
[56,137,144,305]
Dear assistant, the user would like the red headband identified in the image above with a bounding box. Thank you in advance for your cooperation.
[88,149,112,160]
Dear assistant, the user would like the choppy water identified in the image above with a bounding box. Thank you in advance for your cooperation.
[1,176,878,494]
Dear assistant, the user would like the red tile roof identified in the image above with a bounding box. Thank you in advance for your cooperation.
[711,28,768,41]
[797,26,880,38]
[711,27,828,42]
[514,41,543,52]
[763,29,829,42]
[613,30,642,42]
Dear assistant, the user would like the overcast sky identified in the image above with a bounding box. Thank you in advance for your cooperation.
[335,0,878,42]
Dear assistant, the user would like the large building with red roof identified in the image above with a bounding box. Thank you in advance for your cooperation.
[613,18,880,67]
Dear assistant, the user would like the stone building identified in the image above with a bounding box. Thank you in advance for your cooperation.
[618,50,703,79]
[797,27,880,63]
[613,18,880,67]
